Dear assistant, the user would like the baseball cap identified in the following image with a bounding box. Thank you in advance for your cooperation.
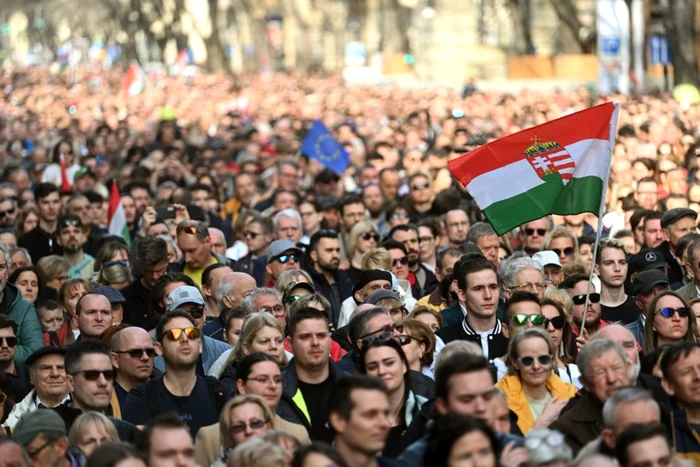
[532,251,562,268]
[14,409,67,446]
[93,286,126,304]
[283,282,315,305]
[166,285,205,312]
[630,269,670,296]
[629,248,667,276]
[266,239,303,263]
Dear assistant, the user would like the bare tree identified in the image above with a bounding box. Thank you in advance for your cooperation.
[665,0,699,84]
[547,0,595,53]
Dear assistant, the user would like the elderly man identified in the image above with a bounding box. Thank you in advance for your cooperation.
[201,264,233,319]
[13,410,80,467]
[5,347,69,429]
[466,222,500,266]
[551,339,632,455]
[207,228,227,257]
[273,208,303,243]
[659,208,698,288]
[519,217,551,255]
[203,272,256,341]
[677,238,700,302]
[532,251,563,286]
[75,293,113,341]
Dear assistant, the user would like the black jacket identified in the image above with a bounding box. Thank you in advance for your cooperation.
[4,362,31,402]
[305,266,353,327]
[436,318,509,361]
[658,241,684,289]
[18,227,61,263]
[53,403,140,443]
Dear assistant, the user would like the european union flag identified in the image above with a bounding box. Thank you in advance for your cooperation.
[300,120,350,175]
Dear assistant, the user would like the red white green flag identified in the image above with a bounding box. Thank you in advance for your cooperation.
[120,62,146,96]
[108,180,131,245]
[448,101,620,235]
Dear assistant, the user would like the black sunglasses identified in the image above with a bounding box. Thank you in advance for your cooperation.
[392,257,408,266]
[361,232,380,242]
[359,324,403,348]
[412,182,429,191]
[114,348,156,359]
[547,315,567,330]
[525,228,547,236]
[72,369,115,381]
[656,307,690,318]
[519,355,553,367]
[552,247,575,257]
[572,293,601,306]
[185,306,205,319]
[244,230,261,239]
[0,337,17,347]
[0,207,15,218]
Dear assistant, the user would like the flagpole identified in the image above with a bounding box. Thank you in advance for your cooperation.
[580,101,620,335]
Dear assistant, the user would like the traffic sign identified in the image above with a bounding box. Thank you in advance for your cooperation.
[649,35,671,66]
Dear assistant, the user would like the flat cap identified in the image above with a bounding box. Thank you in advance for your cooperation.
[661,208,697,229]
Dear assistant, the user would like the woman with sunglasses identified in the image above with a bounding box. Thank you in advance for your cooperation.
[643,290,699,354]
[218,313,290,383]
[194,354,309,467]
[540,298,581,389]
[495,328,576,435]
[359,338,426,458]
[347,221,380,283]
[543,226,579,266]
[210,394,275,467]
[397,319,436,379]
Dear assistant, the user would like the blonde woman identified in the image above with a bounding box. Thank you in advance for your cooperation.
[37,255,70,292]
[347,221,380,282]
[217,312,290,380]
[543,226,579,266]
[213,395,275,467]
[98,264,133,290]
[68,412,119,457]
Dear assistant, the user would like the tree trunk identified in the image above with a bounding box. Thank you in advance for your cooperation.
[204,0,228,72]
[666,0,699,84]
[548,0,594,53]
[509,0,534,55]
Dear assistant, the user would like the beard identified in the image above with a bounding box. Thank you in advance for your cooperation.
[63,243,81,255]
[319,259,339,272]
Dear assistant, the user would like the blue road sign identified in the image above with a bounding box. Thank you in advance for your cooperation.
[649,35,671,66]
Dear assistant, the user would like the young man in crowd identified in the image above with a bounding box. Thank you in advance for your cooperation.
[18,183,61,261]
[305,230,352,316]
[57,214,94,280]
[596,239,642,337]
[121,236,169,330]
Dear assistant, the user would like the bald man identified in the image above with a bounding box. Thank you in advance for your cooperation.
[208,228,227,256]
[203,272,257,341]
[111,327,157,409]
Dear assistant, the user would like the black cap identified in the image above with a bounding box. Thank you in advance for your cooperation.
[628,248,667,276]
[661,208,697,229]
[353,270,393,294]
[26,346,65,367]
[630,269,670,296]
[282,281,315,305]
[460,242,482,255]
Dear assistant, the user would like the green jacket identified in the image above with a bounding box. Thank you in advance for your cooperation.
[3,283,42,363]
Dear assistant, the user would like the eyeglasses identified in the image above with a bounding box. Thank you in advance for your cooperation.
[392,257,408,266]
[244,230,261,239]
[27,439,55,458]
[525,228,547,236]
[510,282,546,292]
[247,376,283,386]
[72,369,116,381]
[392,212,409,220]
[411,182,429,191]
[318,229,338,236]
[274,253,300,264]
[163,327,201,341]
[524,430,565,451]
[397,334,421,346]
[0,207,15,218]
[518,355,553,367]
[361,232,380,242]
[0,336,18,347]
[512,314,547,326]
[185,306,205,319]
[419,236,434,243]
[230,419,268,434]
[114,348,156,359]
[547,315,567,330]
[552,247,575,257]
[572,293,601,305]
[656,307,690,318]
[259,305,286,317]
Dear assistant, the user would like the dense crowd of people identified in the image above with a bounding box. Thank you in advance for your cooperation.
[0,66,698,466]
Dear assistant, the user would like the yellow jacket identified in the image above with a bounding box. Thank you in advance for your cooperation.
[495,372,577,435]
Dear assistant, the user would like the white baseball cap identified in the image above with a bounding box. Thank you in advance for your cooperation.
[532,250,562,268]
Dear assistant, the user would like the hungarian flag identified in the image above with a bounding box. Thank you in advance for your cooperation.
[59,153,72,192]
[448,101,619,235]
[120,62,146,96]
[108,180,131,245]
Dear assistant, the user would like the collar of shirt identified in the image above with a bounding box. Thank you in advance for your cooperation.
[462,317,502,336]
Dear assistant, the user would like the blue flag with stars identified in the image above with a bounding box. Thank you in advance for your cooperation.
[300,120,350,174]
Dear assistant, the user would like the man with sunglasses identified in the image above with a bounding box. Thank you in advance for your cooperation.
[231,216,273,276]
[264,239,303,287]
[518,218,551,256]
[0,197,17,229]
[595,239,643,342]
[111,327,157,409]
[0,316,30,402]
[306,230,352,322]
[55,340,138,440]
[123,310,231,435]
[559,274,610,347]
[172,221,236,288]
[389,225,438,297]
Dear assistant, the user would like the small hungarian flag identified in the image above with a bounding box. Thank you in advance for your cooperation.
[448,101,620,235]
[59,153,72,192]
[108,180,131,245]
[120,62,146,96]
